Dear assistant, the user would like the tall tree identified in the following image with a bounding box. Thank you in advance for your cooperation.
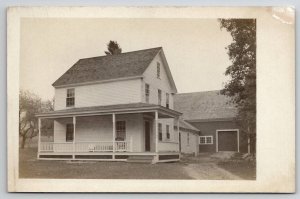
[19,90,54,148]
[104,40,122,55]
[219,19,256,154]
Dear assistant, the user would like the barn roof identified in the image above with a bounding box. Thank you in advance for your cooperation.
[174,90,237,121]
[52,47,162,87]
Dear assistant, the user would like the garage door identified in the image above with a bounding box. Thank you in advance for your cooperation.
[217,131,238,152]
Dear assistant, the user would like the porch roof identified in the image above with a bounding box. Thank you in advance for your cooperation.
[36,103,182,118]
[174,119,200,134]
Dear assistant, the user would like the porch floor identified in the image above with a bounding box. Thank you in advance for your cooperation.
[38,151,180,163]
[39,151,178,156]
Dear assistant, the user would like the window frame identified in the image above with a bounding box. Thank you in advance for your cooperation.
[158,123,162,141]
[199,136,213,145]
[166,93,169,108]
[116,121,126,141]
[158,89,162,105]
[145,83,150,103]
[66,88,75,107]
[166,125,170,140]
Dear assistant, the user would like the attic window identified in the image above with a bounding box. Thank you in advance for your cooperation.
[157,62,160,79]
[66,88,75,107]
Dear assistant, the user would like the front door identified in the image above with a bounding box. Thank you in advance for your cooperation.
[144,121,151,152]
[66,124,74,142]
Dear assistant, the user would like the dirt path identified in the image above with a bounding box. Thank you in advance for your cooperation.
[183,162,243,180]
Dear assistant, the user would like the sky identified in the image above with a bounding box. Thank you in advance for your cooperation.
[20,18,233,101]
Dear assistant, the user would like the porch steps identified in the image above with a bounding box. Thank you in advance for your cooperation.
[126,155,154,163]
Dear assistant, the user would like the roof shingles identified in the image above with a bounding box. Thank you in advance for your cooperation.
[52,47,162,87]
[174,90,237,121]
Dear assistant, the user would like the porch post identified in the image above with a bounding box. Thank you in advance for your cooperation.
[112,113,116,159]
[155,111,158,153]
[37,117,41,159]
[73,116,76,159]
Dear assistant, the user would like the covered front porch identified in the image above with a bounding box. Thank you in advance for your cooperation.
[36,103,181,163]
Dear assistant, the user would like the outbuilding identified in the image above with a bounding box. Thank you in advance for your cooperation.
[174,90,247,153]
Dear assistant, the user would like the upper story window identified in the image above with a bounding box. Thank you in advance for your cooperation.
[157,62,160,79]
[145,83,150,103]
[116,121,126,141]
[66,88,75,107]
[158,123,162,141]
[158,89,162,105]
[187,133,190,145]
[166,125,170,139]
[166,93,169,108]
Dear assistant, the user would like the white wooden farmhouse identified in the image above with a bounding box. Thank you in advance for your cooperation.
[36,47,199,163]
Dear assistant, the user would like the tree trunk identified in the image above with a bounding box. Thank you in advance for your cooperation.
[247,125,251,154]
[21,136,26,149]
[247,135,251,154]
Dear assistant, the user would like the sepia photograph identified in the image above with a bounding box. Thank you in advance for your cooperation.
[7,7,295,192]
[19,17,256,180]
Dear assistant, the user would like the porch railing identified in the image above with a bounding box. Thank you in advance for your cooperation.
[40,140,132,153]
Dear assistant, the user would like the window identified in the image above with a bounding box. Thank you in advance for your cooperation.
[157,62,160,79]
[66,88,75,107]
[166,125,170,139]
[116,121,126,141]
[187,133,190,145]
[199,136,213,145]
[158,89,162,105]
[166,93,169,108]
[145,84,150,103]
[66,124,74,142]
[158,123,162,141]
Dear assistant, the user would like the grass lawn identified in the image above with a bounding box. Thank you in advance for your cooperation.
[217,160,256,180]
[19,148,192,179]
[19,148,256,180]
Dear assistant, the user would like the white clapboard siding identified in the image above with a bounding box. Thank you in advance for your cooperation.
[158,142,178,152]
[54,79,142,110]
[53,114,144,152]
[180,131,199,154]
[158,118,175,141]
[157,118,178,152]
[142,52,174,109]
[53,118,72,142]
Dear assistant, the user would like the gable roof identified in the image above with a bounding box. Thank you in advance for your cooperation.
[174,90,237,121]
[52,47,162,87]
